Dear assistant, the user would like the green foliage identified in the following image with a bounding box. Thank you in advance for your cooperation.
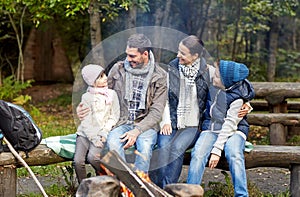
[46,93,73,107]
[17,184,72,197]
[0,75,32,102]
[17,163,66,177]
[248,126,270,145]
[35,110,75,138]
[44,184,72,197]
[60,165,77,195]
[204,171,234,196]
[276,49,300,81]
[0,0,90,26]
[287,135,300,146]
[242,1,273,33]
[17,163,74,196]
[0,0,149,26]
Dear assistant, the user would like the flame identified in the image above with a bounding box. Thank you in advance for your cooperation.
[120,181,135,197]
[119,170,151,197]
[136,170,151,183]
[99,157,152,197]
[100,164,135,196]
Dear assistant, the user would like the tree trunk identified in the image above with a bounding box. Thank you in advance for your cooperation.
[266,17,279,82]
[161,0,172,27]
[23,24,74,83]
[153,0,172,62]
[215,1,224,58]
[196,0,212,40]
[8,7,26,82]
[292,18,297,50]
[89,0,102,49]
[154,7,163,26]
[231,0,241,60]
[127,4,137,28]
[35,25,54,81]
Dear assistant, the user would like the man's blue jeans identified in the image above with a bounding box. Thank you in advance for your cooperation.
[187,131,248,197]
[152,127,199,188]
[107,124,157,173]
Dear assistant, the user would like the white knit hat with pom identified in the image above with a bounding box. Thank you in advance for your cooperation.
[81,64,104,86]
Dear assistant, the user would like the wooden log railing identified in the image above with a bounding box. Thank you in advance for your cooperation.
[250,100,300,112]
[252,82,300,107]
[250,82,300,145]
[247,113,300,127]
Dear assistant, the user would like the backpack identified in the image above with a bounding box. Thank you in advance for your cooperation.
[0,100,42,155]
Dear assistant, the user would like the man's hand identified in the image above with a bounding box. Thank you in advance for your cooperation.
[160,124,172,135]
[209,154,220,169]
[120,128,141,149]
[238,103,252,118]
[76,103,90,120]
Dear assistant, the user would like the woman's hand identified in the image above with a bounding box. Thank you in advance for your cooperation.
[160,124,172,135]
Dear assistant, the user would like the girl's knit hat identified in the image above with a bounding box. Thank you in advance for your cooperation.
[81,64,104,86]
[219,60,249,88]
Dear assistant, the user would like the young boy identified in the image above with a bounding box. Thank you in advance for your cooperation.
[74,64,120,183]
[187,60,255,197]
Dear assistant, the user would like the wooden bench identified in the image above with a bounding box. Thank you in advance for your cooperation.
[1,144,300,197]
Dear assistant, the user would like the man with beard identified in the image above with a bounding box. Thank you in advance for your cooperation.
[78,33,167,173]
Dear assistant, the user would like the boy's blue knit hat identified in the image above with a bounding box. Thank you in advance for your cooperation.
[219,60,249,88]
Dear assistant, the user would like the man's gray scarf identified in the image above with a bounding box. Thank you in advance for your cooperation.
[177,58,200,129]
[124,51,155,109]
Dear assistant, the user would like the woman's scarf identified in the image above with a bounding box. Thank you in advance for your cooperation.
[177,58,200,129]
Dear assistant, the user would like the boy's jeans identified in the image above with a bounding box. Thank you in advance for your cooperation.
[107,124,157,173]
[187,131,248,197]
[152,127,199,188]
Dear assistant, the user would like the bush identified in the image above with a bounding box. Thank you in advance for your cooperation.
[0,75,32,102]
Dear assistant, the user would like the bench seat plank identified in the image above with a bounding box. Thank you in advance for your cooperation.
[0,144,68,167]
[244,145,300,168]
[1,144,300,169]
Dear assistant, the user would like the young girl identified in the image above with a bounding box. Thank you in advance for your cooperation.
[74,64,120,183]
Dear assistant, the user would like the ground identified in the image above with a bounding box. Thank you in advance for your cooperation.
[18,166,290,195]
[23,83,73,104]
[18,84,290,196]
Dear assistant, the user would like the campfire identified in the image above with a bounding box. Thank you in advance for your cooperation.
[93,150,204,197]
[99,150,172,197]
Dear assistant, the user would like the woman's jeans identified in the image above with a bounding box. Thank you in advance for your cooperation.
[73,135,103,183]
[107,124,157,173]
[187,131,248,197]
[151,127,199,188]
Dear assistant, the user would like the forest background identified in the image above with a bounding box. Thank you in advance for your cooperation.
[1,0,300,87]
[1,1,300,196]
